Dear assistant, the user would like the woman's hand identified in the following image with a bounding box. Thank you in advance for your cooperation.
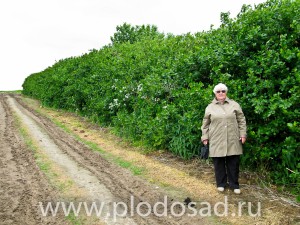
[203,139,208,145]
[240,137,246,144]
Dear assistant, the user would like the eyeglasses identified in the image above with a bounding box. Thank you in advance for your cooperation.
[216,90,226,93]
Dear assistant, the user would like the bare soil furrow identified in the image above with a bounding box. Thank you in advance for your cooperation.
[0,94,68,225]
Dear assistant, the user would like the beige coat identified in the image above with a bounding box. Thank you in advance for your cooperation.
[201,97,247,157]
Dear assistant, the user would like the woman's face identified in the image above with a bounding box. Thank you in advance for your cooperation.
[215,89,227,101]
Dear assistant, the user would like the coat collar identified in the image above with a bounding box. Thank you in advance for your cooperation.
[212,97,230,104]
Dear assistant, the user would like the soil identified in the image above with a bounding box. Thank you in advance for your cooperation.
[1,93,299,225]
[0,94,69,225]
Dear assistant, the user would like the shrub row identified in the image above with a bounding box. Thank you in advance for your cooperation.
[23,0,299,194]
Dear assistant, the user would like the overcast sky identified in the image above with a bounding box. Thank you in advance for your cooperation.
[0,0,266,91]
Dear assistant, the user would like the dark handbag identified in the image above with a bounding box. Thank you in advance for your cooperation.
[199,144,209,159]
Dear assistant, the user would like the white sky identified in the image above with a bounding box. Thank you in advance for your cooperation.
[0,0,266,91]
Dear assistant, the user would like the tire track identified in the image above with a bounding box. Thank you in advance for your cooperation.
[0,94,68,225]
[6,95,138,225]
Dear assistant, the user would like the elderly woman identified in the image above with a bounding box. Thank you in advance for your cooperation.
[201,83,247,194]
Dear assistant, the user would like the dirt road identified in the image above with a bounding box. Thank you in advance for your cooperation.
[0,94,213,224]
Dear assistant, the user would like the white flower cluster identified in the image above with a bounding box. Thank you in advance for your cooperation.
[108,83,144,111]
[108,99,120,110]
[137,84,143,92]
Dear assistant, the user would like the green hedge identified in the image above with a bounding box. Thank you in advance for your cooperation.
[23,0,299,194]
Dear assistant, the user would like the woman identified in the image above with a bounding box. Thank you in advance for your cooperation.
[201,83,247,194]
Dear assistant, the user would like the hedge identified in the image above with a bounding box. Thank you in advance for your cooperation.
[23,0,300,196]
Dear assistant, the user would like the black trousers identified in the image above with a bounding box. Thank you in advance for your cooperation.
[212,155,240,189]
